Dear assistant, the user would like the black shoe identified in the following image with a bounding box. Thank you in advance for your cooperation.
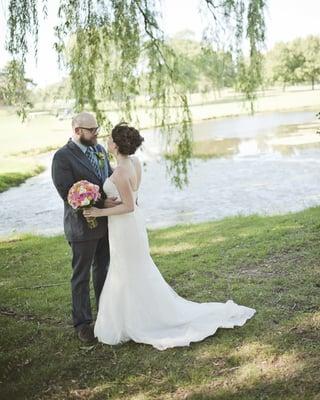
[77,324,97,344]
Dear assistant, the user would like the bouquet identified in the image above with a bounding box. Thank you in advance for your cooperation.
[67,180,101,229]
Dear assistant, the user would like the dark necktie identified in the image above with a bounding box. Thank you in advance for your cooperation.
[85,146,102,180]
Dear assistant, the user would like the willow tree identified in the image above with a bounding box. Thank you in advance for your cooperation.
[5,0,267,187]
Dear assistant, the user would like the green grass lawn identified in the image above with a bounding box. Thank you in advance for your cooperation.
[1,206,319,399]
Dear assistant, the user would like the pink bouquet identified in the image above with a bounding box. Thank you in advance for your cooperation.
[67,180,101,229]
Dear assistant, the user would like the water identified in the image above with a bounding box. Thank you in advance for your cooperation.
[2,110,320,236]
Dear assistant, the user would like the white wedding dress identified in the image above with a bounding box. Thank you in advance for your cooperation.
[94,177,256,350]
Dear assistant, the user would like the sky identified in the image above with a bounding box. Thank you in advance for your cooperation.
[0,0,320,87]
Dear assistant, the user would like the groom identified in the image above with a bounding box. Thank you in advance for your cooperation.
[52,112,119,343]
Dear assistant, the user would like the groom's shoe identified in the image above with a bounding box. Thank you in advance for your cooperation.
[77,324,97,344]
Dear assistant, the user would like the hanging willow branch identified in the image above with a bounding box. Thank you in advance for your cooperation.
[202,0,266,113]
[5,0,267,187]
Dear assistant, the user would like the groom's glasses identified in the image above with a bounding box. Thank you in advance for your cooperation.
[79,126,101,135]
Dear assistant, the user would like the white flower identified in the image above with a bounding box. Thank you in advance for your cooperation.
[81,198,90,207]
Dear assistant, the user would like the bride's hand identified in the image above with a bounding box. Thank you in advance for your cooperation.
[83,207,102,218]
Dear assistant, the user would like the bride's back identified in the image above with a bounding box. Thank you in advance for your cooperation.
[106,156,142,201]
[127,156,141,192]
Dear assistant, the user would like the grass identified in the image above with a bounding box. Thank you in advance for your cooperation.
[1,206,320,399]
[0,166,45,193]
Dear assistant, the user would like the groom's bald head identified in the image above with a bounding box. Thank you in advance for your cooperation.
[72,112,98,130]
[72,112,99,146]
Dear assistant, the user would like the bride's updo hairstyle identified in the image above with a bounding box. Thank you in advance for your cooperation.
[111,122,144,155]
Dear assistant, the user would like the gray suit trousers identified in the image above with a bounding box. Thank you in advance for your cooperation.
[69,234,110,330]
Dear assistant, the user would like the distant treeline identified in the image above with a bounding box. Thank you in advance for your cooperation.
[1,34,320,106]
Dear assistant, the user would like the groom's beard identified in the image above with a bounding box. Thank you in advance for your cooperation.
[79,135,97,147]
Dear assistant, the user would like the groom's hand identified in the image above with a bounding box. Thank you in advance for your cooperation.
[104,197,122,208]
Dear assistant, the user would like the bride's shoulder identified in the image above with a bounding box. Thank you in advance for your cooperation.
[130,155,140,164]
[130,155,141,171]
[112,165,130,180]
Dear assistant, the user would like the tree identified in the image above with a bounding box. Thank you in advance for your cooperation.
[235,0,266,112]
[33,78,72,104]
[265,36,320,90]
[296,36,320,90]
[0,61,34,118]
[236,52,263,113]
[197,47,236,93]
[265,42,303,89]
[5,0,267,187]
[167,32,203,94]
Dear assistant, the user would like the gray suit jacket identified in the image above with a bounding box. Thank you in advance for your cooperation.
[51,139,113,242]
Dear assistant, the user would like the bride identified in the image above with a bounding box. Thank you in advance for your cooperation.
[83,122,256,351]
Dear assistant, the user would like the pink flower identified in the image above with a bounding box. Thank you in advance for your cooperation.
[67,180,101,210]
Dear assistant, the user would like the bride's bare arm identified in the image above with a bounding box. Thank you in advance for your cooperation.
[83,169,134,218]
[104,197,122,208]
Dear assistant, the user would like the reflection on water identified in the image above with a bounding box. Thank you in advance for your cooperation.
[1,110,320,236]
[192,110,320,159]
[193,110,316,139]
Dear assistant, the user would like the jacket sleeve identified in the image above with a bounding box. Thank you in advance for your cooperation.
[51,151,75,202]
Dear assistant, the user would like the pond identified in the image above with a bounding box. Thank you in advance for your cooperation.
[1,110,320,237]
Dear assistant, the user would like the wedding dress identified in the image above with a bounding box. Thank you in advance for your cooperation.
[94,177,256,350]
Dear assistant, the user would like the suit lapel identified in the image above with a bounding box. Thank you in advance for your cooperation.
[101,162,107,183]
[95,145,111,182]
[101,153,109,182]
[67,140,102,183]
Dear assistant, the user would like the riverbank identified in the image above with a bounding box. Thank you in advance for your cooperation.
[0,153,47,192]
[0,112,66,192]
[0,166,45,193]
[1,206,319,399]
